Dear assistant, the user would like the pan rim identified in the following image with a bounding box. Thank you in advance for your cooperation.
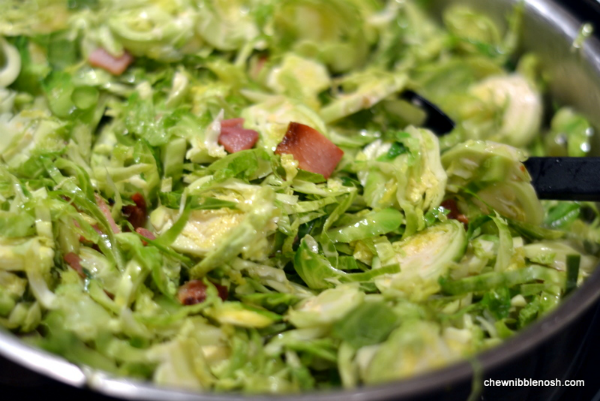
[2,0,600,399]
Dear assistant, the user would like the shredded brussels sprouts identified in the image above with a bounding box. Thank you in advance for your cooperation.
[0,0,598,394]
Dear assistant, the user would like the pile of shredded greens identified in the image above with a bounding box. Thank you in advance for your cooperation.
[1,0,599,394]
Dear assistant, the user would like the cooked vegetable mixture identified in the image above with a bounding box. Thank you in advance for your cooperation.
[0,0,599,393]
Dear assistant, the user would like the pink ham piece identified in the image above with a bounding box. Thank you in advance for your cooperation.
[441,199,469,228]
[275,122,344,179]
[177,280,228,305]
[64,252,85,279]
[136,227,156,245]
[95,194,121,234]
[88,48,134,76]
[122,193,147,230]
[218,118,259,153]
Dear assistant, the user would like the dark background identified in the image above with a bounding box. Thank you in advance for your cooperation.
[3,0,600,400]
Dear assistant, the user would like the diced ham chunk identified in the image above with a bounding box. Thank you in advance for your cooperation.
[441,199,469,227]
[64,252,85,279]
[122,193,147,230]
[95,194,121,234]
[88,48,134,76]
[177,280,228,305]
[136,227,156,243]
[218,118,259,153]
[275,122,344,179]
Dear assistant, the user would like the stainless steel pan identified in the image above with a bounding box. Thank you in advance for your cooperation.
[2,1,600,400]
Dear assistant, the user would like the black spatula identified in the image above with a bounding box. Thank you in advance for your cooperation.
[400,90,456,135]
[400,90,600,201]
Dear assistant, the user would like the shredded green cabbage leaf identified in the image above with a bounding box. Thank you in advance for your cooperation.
[0,0,598,394]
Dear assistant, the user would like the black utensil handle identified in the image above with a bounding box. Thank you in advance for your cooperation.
[395,91,600,201]
[400,90,456,135]
[524,157,600,201]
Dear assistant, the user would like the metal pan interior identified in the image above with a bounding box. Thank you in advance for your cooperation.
[1,0,600,400]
